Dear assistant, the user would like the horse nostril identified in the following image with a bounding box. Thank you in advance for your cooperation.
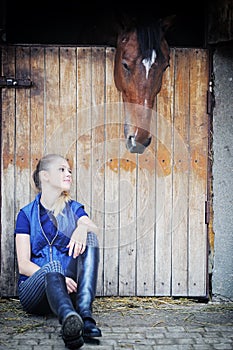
[144,136,152,147]
[129,135,136,147]
[126,135,136,151]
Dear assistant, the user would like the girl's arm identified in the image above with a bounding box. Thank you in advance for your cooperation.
[15,234,40,276]
[67,216,98,258]
[78,215,98,232]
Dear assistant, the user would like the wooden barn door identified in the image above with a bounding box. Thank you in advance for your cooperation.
[0,45,209,298]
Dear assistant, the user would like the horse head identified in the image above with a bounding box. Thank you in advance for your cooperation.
[114,15,175,153]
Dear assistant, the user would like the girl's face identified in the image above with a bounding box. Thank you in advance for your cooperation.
[45,158,72,192]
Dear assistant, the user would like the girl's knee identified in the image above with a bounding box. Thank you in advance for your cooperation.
[47,261,64,274]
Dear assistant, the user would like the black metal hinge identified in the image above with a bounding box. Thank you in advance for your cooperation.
[205,200,210,225]
[0,76,33,88]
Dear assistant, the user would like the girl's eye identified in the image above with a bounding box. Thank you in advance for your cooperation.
[58,167,72,174]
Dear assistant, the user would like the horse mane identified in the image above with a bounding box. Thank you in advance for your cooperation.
[136,20,163,60]
[118,12,173,60]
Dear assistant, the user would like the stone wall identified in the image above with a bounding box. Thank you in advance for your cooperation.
[212,43,233,301]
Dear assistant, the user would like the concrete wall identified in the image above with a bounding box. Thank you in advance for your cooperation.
[212,43,233,301]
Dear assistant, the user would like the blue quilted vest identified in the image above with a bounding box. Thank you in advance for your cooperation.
[20,193,84,273]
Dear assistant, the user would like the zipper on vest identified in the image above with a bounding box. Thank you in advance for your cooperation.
[49,245,52,262]
[38,203,59,262]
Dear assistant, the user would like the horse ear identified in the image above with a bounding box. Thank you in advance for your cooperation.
[160,15,176,33]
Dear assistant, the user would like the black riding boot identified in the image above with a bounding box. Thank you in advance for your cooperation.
[76,246,102,338]
[45,272,84,349]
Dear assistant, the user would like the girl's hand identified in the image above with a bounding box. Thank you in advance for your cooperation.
[67,223,87,258]
[65,276,77,294]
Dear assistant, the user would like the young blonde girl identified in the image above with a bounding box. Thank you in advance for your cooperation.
[15,154,101,349]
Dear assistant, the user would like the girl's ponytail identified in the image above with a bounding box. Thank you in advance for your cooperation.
[32,160,42,192]
[52,191,71,217]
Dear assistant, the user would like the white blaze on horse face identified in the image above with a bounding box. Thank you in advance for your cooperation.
[142,49,157,79]
[144,99,148,107]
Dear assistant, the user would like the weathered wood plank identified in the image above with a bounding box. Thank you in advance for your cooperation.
[30,46,45,200]
[15,47,31,211]
[104,47,121,296]
[172,49,190,296]
[14,47,31,294]
[188,49,209,296]
[119,147,137,295]
[136,140,156,295]
[44,47,60,154]
[76,47,92,213]
[58,47,77,197]
[1,46,17,296]
[155,48,175,296]
[90,47,106,296]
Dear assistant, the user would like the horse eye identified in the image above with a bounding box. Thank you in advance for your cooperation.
[122,61,130,71]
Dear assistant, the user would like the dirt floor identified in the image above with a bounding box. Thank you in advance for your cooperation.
[1,296,233,334]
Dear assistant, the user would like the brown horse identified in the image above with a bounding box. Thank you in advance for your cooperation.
[114,15,175,153]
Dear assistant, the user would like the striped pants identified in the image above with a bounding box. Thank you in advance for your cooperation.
[18,232,98,315]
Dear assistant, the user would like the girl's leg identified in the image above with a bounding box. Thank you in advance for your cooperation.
[18,260,63,314]
[76,232,102,337]
[45,272,84,348]
[65,231,99,281]
[19,260,84,348]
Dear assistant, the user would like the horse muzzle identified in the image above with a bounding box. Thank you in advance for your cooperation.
[126,135,152,154]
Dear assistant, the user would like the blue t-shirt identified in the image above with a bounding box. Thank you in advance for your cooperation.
[15,202,88,238]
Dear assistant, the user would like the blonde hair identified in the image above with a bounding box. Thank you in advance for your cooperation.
[32,154,71,217]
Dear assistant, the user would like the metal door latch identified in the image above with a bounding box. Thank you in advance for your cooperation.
[0,76,33,88]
